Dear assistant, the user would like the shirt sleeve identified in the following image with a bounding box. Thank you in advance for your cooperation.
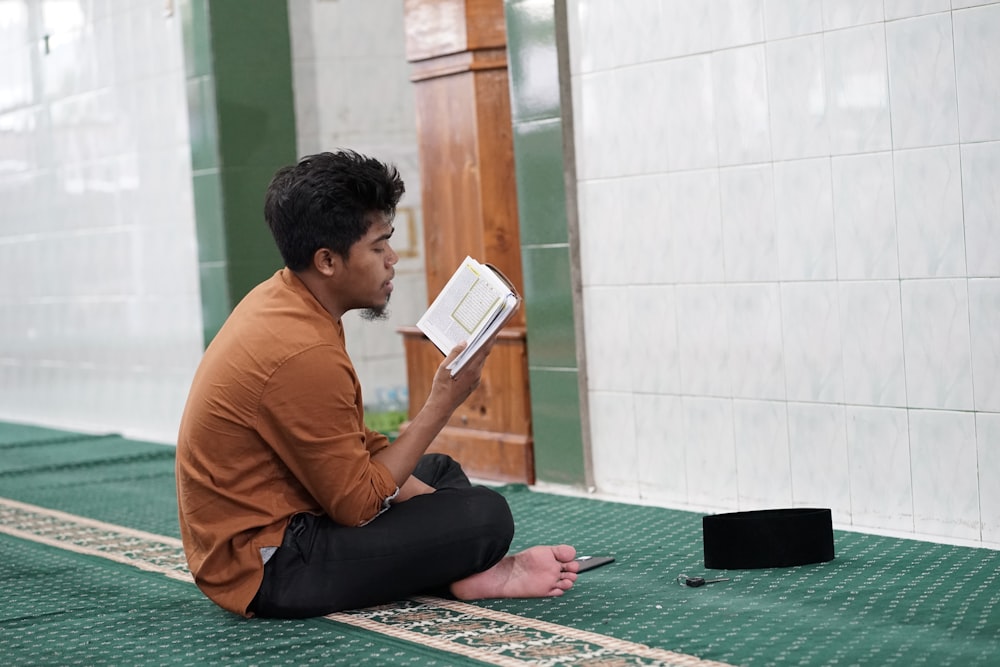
[365,425,391,456]
[255,345,399,527]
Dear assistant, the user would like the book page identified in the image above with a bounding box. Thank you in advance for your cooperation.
[417,257,506,356]
[446,293,518,373]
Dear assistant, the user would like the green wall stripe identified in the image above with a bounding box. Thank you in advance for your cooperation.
[505,0,588,487]
[179,0,297,346]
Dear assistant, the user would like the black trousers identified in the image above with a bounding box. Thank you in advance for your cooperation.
[248,454,515,618]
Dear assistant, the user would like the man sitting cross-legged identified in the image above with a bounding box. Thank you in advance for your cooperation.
[175,149,578,618]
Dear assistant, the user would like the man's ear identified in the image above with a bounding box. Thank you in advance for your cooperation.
[312,248,341,277]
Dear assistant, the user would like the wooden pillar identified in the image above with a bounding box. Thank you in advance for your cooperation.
[400,0,533,484]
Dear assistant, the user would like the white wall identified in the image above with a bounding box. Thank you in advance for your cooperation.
[566,0,1000,548]
[288,0,425,416]
[0,0,203,443]
[0,0,424,441]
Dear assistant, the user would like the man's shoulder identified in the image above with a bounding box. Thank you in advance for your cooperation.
[220,273,337,344]
[201,278,344,380]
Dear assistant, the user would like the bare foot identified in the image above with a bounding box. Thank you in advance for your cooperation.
[450,545,579,600]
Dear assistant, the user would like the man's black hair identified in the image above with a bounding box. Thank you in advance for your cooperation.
[264,150,405,271]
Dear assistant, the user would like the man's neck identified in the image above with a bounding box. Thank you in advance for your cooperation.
[293,268,345,322]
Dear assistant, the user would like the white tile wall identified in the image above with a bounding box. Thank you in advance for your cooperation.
[977,413,1000,546]
[953,4,1000,142]
[1,0,422,436]
[568,0,1000,546]
[676,284,731,396]
[728,283,784,400]
[839,281,907,407]
[719,164,778,281]
[893,146,966,278]
[0,0,202,443]
[960,141,1000,277]
[823,0,885,30]
[845,405,913,531]
[582,285,631,391]
[824,24,891,155]
[787,402,851,520]
[968,279,1000,412]
[909,409,980,540]
[635,393,686,504]
[763,0,823,40]
[589,390,640,493]
[781,282,844,403]
[766,34,829,160]
[831,152,899,279]
[668,170,726,283]
[682,396,739,509]
[885,13,960,149]
[900,279,975,410]
[773,158,837,280]
[627,285,681,394]
[713,46,772,167]
[733,399,793,507]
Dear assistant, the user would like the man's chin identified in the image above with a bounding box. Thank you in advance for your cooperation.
[359,291,391,321]
[360,300,390,321]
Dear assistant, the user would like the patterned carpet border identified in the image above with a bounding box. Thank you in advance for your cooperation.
[0,496,731,667]
[330,597,731,667]
[0,496,191,583]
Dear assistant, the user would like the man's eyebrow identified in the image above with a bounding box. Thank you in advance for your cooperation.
[373,226,395,242]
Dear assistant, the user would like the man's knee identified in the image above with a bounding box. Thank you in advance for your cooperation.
[414,453,471,489]
[416,453,457,475]
[463,486,515,544]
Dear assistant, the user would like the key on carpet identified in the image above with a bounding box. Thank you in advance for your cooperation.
[678,575,730,587]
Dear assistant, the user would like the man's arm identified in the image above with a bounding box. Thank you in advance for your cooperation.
[257,348,401,527]
[371,338,495,486]
[394,475,436,503]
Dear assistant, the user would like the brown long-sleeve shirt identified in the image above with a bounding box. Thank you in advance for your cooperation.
[176,269,398,616]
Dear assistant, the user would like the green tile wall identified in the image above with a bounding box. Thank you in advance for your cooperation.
[529,368,586,485]
[505,0,588,487]
[178,0,297,346]
[513,119,569,247]
[522,245,576,369]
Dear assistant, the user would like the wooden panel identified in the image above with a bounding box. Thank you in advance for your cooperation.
[409,48,508,82]
[400,327,530,434]
[402,0,531,484]
[464,0,508,51]
[399,327,534,484]
[413,71,484,302]
[399,420,533,484]
[474,69,523,307]
[404,0,467,61]
[411,69,525,327]
[404,0,506,62]
[426,427,533,484]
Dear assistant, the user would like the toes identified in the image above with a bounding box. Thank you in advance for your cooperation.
[553,544,577,562]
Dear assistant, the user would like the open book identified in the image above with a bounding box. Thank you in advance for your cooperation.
[416,256,520,376]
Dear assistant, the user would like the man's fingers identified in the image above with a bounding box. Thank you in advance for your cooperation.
[443,341,468,365]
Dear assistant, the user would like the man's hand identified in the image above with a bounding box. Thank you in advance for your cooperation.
[393,475,436,503]
[427,337,496,413]
[371,336,499,489]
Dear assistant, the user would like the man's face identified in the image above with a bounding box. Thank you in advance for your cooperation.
[342,213,398,320]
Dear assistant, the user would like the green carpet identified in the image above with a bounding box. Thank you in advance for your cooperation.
[1,421,998,666]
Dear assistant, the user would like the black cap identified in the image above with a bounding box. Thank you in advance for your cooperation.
[703,508,835,569]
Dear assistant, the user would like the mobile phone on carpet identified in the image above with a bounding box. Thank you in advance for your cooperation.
[575,555,615,572]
